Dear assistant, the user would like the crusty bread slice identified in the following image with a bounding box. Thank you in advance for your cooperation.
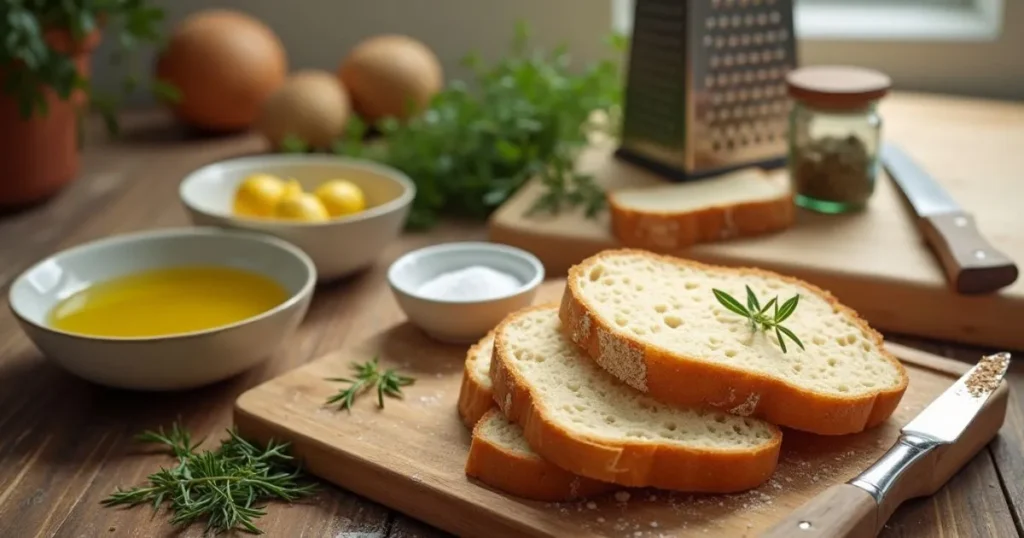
[465,409,616,502]
[560,249,909,435]
[457,331,496,428]
[608,168,794,251]
[491,305,781,492]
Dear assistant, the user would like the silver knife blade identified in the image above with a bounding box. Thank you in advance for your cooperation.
[902,352,1011,444]
[881,142,961,217]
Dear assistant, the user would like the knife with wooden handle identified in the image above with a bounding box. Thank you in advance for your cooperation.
[761,352,1011,538]
[881,143,1018,294]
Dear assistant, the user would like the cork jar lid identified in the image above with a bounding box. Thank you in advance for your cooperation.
[786,65,891,110]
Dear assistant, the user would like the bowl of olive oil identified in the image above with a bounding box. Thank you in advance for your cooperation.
[8,228,316,390]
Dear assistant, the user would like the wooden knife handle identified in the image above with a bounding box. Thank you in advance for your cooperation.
[920,212,1018,294]
[760,484,878,538]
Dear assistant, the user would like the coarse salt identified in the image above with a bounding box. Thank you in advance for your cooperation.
[416,265,521,301]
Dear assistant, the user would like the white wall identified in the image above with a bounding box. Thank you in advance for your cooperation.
[91,0,1023,105]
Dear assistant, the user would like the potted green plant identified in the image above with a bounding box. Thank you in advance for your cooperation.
[0,1,169,208]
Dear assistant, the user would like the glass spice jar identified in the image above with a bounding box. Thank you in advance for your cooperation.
[785,66,892,213]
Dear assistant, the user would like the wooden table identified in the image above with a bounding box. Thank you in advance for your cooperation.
[0,110,1021,538]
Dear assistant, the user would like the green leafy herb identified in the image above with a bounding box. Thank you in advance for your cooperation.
[0,0,169,134]
[279,134,311,154]
[713,286,805,353]
[333,22,625,230]
[326,357,415,411]
[102,422,316,535]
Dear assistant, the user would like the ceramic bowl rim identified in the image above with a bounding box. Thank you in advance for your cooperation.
[178,153,417,229]
[7,227,317,344]
[387,241,545,305]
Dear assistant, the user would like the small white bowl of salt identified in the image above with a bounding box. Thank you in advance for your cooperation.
[387,242,544,343]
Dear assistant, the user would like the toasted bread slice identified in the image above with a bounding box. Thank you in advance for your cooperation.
[491,305,781,492]
[608,168,794,251]
[560,249,909,435]
[465,409,616,502]
[457,331,496,428]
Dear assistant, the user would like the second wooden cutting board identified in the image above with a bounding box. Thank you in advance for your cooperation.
[234,280,1008,538]
[487,93,1024,350]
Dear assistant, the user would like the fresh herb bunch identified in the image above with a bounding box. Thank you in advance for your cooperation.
[713,285,805,353]
[0,0,174,133]
[103,422,316,535]
[326,356,415,411]
[333,23,625,230]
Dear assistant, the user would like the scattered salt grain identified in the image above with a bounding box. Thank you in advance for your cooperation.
[586,501,598,510]
[416,265,521,301]
[648,494,658,502]
[650,522,659,528]
[597,517,605,523]
[615,491,631,503]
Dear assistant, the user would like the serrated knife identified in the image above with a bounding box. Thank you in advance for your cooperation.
[762,352,1012,538]
[881,143,1018,294]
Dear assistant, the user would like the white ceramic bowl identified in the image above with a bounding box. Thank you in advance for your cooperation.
[388,242,544,343]
[179,154,415,281]
[8,228,316,391]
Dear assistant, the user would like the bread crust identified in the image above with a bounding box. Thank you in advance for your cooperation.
[456,332,496,428]
[608,185,795,251]
[560,249,910,436]
[490,305,782,492]
[464,409,616,502]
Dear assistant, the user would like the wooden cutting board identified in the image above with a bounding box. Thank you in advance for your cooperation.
[234,280,1009,538]
[487,92,1024,351]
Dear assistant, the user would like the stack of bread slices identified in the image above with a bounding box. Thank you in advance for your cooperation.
[458,249,909,501]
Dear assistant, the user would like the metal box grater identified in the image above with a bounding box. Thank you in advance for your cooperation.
[616,0,799,180]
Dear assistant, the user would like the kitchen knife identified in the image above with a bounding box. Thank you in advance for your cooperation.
[881,143,1018,294]
[762,352,1011,538]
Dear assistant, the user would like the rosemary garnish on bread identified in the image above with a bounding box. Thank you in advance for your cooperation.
[326,357,415,411]
[713,286,806,353]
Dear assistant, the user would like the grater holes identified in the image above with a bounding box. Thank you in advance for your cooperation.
[718,15,729,27]
[705,75,715,88]
[744,14,755,27]
[736,53,748,66]
[761,50,773,62]
[738,88,750,101]
[704,35,714,47]
[723,55,735,68]
[715,36,726,48]
[778,28,789,40]
[775,47,787,60]
[728,35,739,47]
[744,71,756,83]
[706,17,717,30]
[757,13,769,26]
[741,34,752,46]
[753,33,765,46]
[770,11,782,24]
[731,14,742,27]
[725,90,737,103]
[710,55,720,69]
[766,32,778,44]
[757,68,768,81]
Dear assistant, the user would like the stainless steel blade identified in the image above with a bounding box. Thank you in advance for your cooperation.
[902,352,1011,444]
[881,143,962,216]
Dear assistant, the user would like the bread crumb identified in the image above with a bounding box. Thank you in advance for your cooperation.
[634,532,643,537]
[586,501,597,510]
[650,521,659,528]
[729,392,761,416]
[648,494,658,502]
[597,517,605,523]
[615,491,631,503]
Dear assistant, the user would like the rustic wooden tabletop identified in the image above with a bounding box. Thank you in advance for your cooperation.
[0,111,1021,538]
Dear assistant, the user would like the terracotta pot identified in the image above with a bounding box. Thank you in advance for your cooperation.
[0,29,102,209]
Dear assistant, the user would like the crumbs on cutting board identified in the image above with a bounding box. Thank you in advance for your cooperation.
[538,450,869,538]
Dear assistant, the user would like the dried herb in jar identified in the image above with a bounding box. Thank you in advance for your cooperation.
[791,134,874,205]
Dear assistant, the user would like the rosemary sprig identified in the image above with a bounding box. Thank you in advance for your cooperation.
[102,423,316,535]
[326,357,416,411]
[713,285,806,353]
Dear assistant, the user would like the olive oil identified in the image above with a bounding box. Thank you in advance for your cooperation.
[48,266,289,338]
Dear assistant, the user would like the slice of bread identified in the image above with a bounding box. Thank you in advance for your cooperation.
[560,249,909,435]
[457,331,496,428]
[608,168,794,251]
[465,409,616,502]
[491,305,781,492]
